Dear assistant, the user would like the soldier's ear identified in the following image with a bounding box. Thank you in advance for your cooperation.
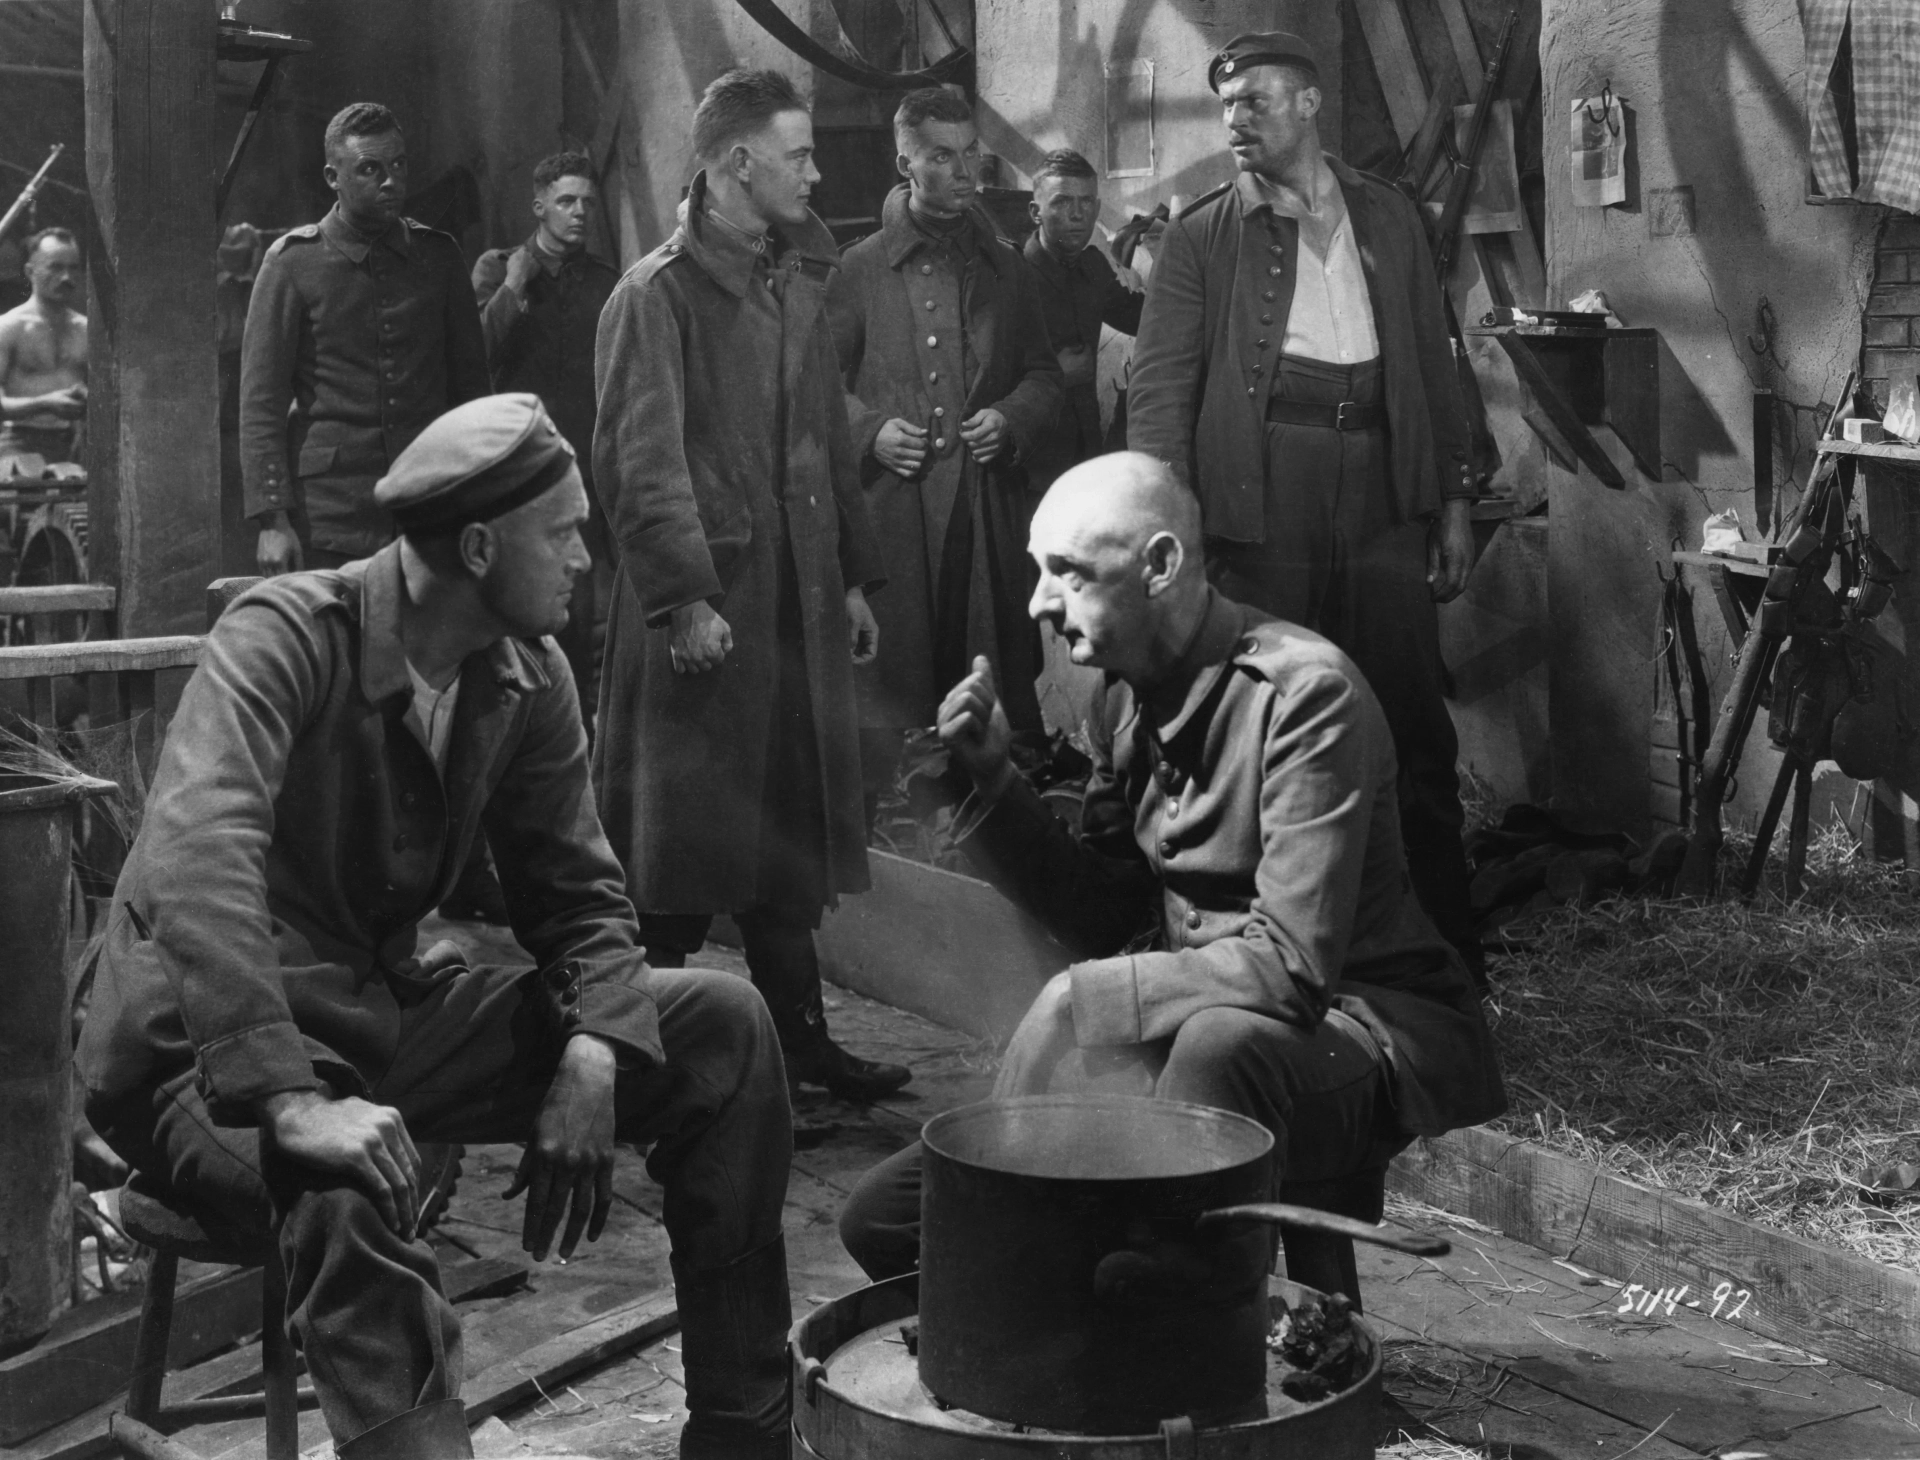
[896,152,913,182]
[1142,531,1184,597]
[458,520,497,579]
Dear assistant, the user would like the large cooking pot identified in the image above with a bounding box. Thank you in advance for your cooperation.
[918,1094,1447,1434]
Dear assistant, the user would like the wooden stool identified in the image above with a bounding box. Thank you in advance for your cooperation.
[117,1174,302,1459]
[1275,1165,1388,1311]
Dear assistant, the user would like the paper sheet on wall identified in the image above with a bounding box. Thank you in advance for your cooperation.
[1571,90,1626,207]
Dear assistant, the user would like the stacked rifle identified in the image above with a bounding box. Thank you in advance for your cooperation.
[1404,3,1523,485]
[1676,372,1904,900]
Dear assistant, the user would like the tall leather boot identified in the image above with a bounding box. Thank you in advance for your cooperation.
[334,1397,473,1459]
[672,1235,792,1460]
[737,911,910,1101]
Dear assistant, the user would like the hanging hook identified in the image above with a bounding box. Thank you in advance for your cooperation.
[1581,81,1619,136]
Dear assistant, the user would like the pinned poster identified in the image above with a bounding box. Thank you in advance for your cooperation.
[1571,85,1626,207]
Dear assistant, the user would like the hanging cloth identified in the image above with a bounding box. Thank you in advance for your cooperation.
[1807,0,1920,212]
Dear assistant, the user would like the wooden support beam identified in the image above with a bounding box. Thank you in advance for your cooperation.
[0,637,202,681]
[1351,0,1429,147]
[0,585,116,616]
[1391,1125,1920,1400]
[83,0,221,638]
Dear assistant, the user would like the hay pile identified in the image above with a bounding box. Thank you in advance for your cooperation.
[1485,820,1920,1269]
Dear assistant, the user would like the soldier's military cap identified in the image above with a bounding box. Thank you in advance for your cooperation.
[1208,31,1320,92]
[375,393,578,534]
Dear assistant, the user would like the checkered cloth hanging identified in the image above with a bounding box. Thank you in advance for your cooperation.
[1808,0,1920,213]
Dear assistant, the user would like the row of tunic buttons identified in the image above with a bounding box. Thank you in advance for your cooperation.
[1248,238,1286,394]
[921,263,949,447]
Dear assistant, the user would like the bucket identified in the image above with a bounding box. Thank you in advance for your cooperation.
[0,770,116,1354]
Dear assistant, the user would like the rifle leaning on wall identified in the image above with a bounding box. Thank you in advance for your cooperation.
[1415,4,1520,486]
[1676,376,1858,897]
[0,144,64,244]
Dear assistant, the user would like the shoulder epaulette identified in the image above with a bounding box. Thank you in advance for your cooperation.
[266,224,321,258]
[1174,181,1234,221]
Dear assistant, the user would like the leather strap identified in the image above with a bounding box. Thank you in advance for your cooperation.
[1265,396,1386,432]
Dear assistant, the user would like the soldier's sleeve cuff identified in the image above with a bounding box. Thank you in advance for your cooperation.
[1069,956,1142,1047]
[573,973,667,1072]
[194,1020,325,1124]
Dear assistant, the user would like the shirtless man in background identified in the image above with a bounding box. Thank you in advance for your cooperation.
[0,227,87,467]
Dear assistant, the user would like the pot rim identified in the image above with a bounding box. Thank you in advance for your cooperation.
[921,1093,1275,1183]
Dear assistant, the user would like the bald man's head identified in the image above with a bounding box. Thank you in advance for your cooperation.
[1027,452,1209,683]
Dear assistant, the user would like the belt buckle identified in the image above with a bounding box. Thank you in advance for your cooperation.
[1335,400,1358,431]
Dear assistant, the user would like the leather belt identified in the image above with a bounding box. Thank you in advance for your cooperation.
[1265,397,1386,432]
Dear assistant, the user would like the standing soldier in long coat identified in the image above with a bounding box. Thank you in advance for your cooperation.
[828,87,1063,810]
[593,69,912,1102]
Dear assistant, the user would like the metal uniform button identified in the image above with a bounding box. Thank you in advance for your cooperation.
[809,495,818,506]
[1261,314,1273,324]
[1187,909,1202,929]
[1269,244,1284,256]
[927,334,938,347]
[1159,840,1174,859]
[934,437,947,449]
[560,984,578,1005]
[1247,386,1257,396]
[925,299,937,310]
[921,263,933,274]
[546,963,573,990]
[929,370,940,383]
[1167,800,1180,818]
[1262,291,1275,302]
[933,406,945,418]
[1268,266,1282,277]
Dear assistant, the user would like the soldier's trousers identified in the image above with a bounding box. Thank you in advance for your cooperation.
[92,963,794,1451]
[1206,353,1478,976]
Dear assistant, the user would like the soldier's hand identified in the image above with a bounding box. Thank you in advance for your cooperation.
[669,600,732,673]
[875,418,929,476]
[505,1034,617,1262]
[502,247,541,297]
[938,654,1016,799]
[262,1090,423,1238]
[256,512,303,577]
[846,587,879,665]
[960,407,1011,464]
[1427,498,1477,604]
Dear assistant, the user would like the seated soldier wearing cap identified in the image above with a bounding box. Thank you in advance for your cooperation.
[76,394,795,1460]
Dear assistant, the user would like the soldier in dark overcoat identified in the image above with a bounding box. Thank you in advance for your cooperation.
[828,87,1063,806]
[592,69,910,1101]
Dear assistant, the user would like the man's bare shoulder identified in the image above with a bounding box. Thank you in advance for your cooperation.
[0,302,85,342]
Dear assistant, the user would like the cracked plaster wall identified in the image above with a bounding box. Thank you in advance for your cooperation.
[1540,0,1878,838]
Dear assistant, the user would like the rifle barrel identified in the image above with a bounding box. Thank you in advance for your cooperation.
[0,143,65,243]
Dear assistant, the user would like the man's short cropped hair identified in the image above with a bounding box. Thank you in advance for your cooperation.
[1033,148,1098,187]
[23,227,77,263]
[691,69,807,162]
[323,102,402,159]
[894,86,974,148]
[532,150,595,192]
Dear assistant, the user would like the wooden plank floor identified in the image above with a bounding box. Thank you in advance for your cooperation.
[26,924,1918,1459]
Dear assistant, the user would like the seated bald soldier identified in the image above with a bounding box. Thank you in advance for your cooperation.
[839,451,1506,1278]
[77,395,794,1460]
